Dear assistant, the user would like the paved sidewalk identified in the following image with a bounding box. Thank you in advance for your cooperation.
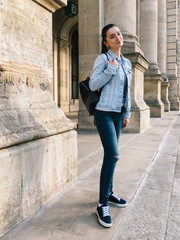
[1,111,180,240]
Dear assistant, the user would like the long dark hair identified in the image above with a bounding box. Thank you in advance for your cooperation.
[101,24,117,53]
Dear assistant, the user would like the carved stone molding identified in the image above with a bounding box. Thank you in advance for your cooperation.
[60,15,78,41]
[33,0,67,12]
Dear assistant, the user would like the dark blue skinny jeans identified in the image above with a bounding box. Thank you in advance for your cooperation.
[94,110,124,205]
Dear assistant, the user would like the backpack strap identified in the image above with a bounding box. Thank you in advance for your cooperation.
[105,53,110,62]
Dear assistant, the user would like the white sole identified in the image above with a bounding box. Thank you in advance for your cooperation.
[109,201,128,208]
[96,211,112,228]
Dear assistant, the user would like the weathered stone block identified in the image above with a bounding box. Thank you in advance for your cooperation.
[167,15,176,23]
[167,63,177,70]
[21,131,78,218]
[144,74,165,117]
[0,149,22,236]
[126,106,150,133]
[167,35,177,42]
[167,8,177,16]
[167,69,177,76]
[167,22,177,29]
[167,28,177,36]
[0,130,77,237]
[167,1,177,9]
[167,42,177,50]
[167,49,177,56]
[167,56,177,63]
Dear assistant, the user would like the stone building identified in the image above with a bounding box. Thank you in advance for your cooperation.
[78,0,180,131]
[0,0,180,237]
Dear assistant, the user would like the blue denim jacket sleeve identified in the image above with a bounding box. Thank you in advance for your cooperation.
[123,93,131,118]
[123,61,132,118]
[89,54,116,91]
[123,59,132,118]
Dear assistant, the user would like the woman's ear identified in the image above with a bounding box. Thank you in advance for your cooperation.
[103,41,108,47]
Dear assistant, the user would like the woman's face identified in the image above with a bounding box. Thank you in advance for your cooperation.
[104,26,123,51]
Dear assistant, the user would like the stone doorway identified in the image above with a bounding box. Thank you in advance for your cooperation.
[53,7,79,126]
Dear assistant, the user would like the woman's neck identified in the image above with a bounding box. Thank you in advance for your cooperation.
[111,48,121,59]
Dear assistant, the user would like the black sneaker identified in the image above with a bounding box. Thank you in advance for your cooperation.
[96,204,112,228]
[109,192,127,208]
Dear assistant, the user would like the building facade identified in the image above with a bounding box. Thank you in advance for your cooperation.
[0,0,180,237]
[78,0,180,131]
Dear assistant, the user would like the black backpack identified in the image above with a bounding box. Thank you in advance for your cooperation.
[79,54,109,115]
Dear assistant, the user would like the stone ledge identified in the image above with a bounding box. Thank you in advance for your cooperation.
[0,61,52,78]
[0,107,75,149]
[0,69,75,149]
[33,0,67,12]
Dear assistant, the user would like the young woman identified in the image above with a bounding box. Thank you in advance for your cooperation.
[89,24,132,228]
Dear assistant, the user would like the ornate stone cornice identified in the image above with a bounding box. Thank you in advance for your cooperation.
[32,0,67,12]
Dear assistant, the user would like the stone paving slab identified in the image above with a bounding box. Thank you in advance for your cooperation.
[112,112,180,240]
[1,111,180,240]
[143,153,176,191]
[165,141,180,240]
[112,187,171,240]
[165,196,180,240]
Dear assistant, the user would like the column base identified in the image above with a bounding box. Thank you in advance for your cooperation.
[124,101,150,133]
[144,70,165,117]
[123,52,150,132]
[78,109,96,129]
[161,78,170,112]
[145,100,164,117]
[167,76,180,111]
[170,101,180,111]
[162,100,171,112]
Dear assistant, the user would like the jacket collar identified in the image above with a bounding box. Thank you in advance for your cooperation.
[107,49,124,61]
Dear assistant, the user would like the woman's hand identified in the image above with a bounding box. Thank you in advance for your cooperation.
[122,118,129,128]
[108,59,118,70]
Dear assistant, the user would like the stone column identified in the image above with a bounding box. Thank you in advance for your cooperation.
[105,0,141,52]
[140,0,164,117]
[78,0,104,128]
[104,0,150,132]
[166,0,180,110]
[158,0,167,74]
[158,0,170,111]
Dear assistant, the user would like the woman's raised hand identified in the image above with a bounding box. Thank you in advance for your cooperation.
[108,59,118,70]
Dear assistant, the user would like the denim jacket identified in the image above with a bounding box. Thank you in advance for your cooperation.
[89,49,132,118]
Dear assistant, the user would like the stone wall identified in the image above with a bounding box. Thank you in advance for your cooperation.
[0,0,77,237]
[0,131,77,236]
[167,0,180,110]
